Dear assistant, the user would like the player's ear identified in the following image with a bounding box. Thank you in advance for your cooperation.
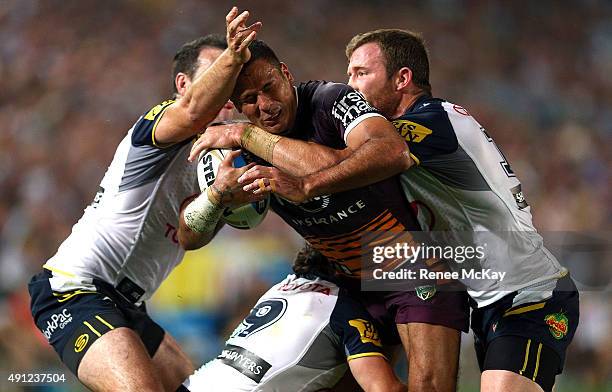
[280,62,294,84]
[395,67,412,91]
[175,72,189,97]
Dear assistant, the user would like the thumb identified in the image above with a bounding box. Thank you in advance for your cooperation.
[221,149,242,167]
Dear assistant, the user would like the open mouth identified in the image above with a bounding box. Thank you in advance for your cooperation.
[262,111,281,126]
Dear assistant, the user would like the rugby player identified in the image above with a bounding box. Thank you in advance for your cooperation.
[186,40,469,392]
[182,245,405,392]
[27,8,262,391]
[193,31,580,392]
[343,29,579,392]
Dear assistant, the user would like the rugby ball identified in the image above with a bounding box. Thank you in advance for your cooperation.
[197,148,270,229]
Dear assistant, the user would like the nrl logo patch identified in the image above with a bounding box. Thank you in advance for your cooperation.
[415,285,436,301]
[544,313,569,340]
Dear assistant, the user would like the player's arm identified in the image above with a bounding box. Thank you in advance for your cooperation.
[188,117,412,203]
[190,116,411,179]
[348,356,406,392]
[177,194,225,250]
[177,150,263,250]
[299,115,412,195]
[154,8,261,146]
[242,118,412,203]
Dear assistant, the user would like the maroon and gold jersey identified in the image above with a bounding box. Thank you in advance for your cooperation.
[270,81,421,278]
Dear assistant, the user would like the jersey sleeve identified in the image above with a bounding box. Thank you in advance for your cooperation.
[312,83,384,146]
[393,108,458,165]
[329,291,386,361]
[131,100,175,148]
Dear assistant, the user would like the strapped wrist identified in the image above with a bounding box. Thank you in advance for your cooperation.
[183,190,223,233]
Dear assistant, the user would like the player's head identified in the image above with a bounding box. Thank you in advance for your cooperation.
[292,244,334,279]
[346,29,431,118]
[231,40,297,134]
[172,34,234,121]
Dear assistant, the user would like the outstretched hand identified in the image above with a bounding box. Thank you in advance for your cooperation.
[225,7,262,64]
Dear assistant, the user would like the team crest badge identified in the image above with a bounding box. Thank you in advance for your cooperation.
[415,285,436,301]
[544,313,569,340]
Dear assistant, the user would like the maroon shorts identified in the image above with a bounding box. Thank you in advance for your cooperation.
[359,289,470,344]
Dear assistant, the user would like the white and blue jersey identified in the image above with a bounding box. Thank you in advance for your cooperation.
[43,101,200,303]
[395,95,567,307]
[184,274,386,392]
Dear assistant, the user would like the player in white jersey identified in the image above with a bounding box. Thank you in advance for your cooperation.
[182,246,405,392]
[28,8,262,391]
[344,30,579,392]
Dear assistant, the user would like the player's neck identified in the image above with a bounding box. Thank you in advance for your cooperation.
[393,92,427,119]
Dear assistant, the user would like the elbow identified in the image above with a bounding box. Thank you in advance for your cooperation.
[177,229,209,251]
[183,99,214,130]
[178,235,198,251]
[186,106,209,128]
[387,142,413,172]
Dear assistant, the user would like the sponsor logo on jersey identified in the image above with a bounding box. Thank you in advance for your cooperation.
[231,299,287,339]
[348,319,382,347]
[274,194,332,213]
[42,309,73,340]
[453,104,470,116]
[331,91,377,129]
[286,199,367,227]
[74,333,89,353]
[415,285,437,301]
[143,100,174,121]
[392,120,432,143]
[510,184,529,209]
[278,280,332,295]
[217,344,272,383]
[544,313,569,340]
[90,187,105,208]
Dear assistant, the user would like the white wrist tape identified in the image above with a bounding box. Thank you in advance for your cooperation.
[183,189,223,233]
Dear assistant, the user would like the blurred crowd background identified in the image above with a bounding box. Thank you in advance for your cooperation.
[0,0,610,390]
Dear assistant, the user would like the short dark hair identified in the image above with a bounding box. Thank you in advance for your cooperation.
[292,244,334,278]
[171,34,227,95]
[346,29,431,94]
[244,39,282,70]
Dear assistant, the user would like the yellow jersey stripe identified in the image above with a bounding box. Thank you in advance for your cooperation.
[519,339,531,375]
[53,290,97,303]
[83,321,102,337]
[151,102,175,148]
[532,343,543,381]
[503,302,546,317]
[43,264,76,278]
[346,352,387,361]
[409,152,421,165]
[95,315,114,330]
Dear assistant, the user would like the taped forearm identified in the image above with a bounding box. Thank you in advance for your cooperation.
[183,188,224,233]
[240,125,348,176]
[240,124,281,163]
